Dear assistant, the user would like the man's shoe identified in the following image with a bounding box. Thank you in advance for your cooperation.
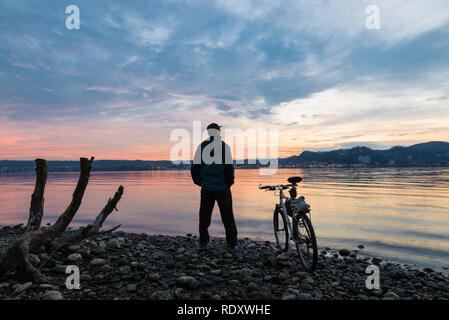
[199,242,208,251]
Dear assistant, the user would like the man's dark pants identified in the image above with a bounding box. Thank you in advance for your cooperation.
[199,187,238,246]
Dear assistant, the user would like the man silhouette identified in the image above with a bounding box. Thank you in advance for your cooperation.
[190,123,238,252]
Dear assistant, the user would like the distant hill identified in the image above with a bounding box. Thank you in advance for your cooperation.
[281,141,449,167]
[1,141,449,172]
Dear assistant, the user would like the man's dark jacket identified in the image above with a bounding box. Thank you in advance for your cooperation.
[191,136,234,191]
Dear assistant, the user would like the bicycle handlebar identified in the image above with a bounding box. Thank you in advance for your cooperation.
[258,183,293,191]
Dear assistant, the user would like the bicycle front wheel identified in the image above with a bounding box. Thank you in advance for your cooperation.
[293,214,318,272]
[273,205,288,252]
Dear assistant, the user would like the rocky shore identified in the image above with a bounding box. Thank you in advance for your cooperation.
[0,224,448,300]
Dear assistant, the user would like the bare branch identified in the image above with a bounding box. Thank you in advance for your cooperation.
[50,185,124,248]
[26,159,48,232]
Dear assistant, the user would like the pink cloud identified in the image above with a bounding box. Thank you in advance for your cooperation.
[85,86,131,95]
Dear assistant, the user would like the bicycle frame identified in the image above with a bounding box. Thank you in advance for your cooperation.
[261,184,297,251]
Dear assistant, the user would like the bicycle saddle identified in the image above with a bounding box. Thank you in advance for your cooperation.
[287,176,302,184]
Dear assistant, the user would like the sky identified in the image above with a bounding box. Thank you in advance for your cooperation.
[1,0,449,160]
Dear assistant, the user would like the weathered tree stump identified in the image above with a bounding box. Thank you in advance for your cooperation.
[0,156,124,282]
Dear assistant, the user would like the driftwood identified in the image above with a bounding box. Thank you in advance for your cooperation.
[0,157,124,282]
[26,159,47,232]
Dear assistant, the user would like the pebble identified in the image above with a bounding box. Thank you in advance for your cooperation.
[42,291,64,300]
[100,264,112,273]
[119,266,131,275]
[90,258,106,266]
[148,273,160,281]
[107,238,121,249]
[14,282,32,294]
[383,291,400,300]
[176,276,197,289]
[127,284,137,292]
[297,293,313,300]
[1,226,448,301]
[67,244,81,252]
[67,253,82,262]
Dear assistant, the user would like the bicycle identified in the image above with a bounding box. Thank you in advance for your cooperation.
[259,176,318,272]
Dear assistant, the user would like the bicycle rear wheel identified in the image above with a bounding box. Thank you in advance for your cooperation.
[293,213,318,272]
[273,205,288,251]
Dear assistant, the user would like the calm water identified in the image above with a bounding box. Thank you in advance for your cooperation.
[1,168,448,271]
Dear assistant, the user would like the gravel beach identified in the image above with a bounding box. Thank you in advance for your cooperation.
[1,225,448,300]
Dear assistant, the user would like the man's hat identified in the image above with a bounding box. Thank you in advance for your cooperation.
[207,123,221,131]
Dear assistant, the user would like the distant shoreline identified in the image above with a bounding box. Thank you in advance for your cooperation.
[2,141,449,172]
[1,165,449,174]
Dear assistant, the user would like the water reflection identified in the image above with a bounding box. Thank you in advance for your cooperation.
[1,168,448,271]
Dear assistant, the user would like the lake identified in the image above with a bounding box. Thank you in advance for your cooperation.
[1,167,448,271]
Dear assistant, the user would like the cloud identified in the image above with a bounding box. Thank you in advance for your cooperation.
[10,61,37,70]
[85,86,132,95]
[0,0,449,159]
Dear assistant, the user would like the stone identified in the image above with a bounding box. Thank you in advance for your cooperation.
[127,284,137,292]
[282,293,297,300]
[339,249,351,256]
[210,269,223,276]
[14,282,32,294]
[175,287,185,298]
[94,274,105,280]
[383,291,400,300]
[67,244,81,252]
[176,276,197,288]
[228,279,240,286]
[239,268,252,279]
[67,253,82,262]
[90,258,106,266]
[299,283,313,291]
[148,273,160,281]
[107,238,121,249]
[52,265,68,273]
[278,271,289,281]
[42,291,64,300]
[119,266,131,275]
[80,274,92,281]
[372,257,383,264]
[248,282,259,291]
[176,247,186,254]
[99,264,112,273]
[303,276,314,285]
[297,293,313,300]
[93,247,106,255]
